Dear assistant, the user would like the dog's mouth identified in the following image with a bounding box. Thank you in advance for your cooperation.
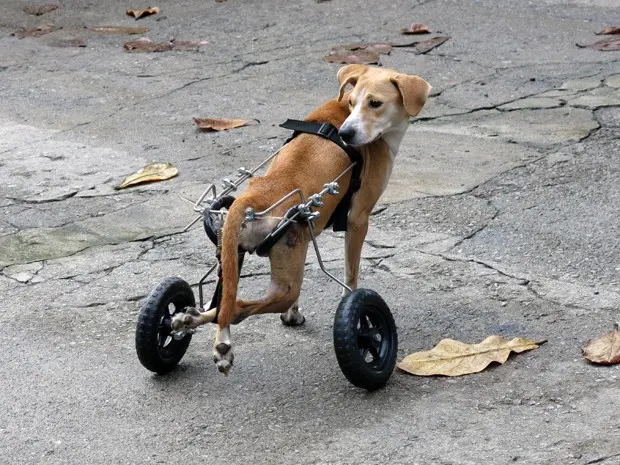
[344,132,383,148]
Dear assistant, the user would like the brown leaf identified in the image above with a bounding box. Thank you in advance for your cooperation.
[578,36,620,51]
[332,42,392,55]
[401,22,431,35]
[123,38,207,53]
[89,25,150,35]
[49,38,87,48]
[11,24,58,38]
[23,3,59,15]
[391,36,451,54]
[412,35,450,54]
[193,117,251,131]
[583,324,620,365]
[323,49,381,65]
[397,336,545,377]
[595,26,620,35]
[126,7,160,20]
[117,163,178,189]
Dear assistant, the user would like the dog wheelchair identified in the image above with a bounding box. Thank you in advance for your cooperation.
[135,121,399,391]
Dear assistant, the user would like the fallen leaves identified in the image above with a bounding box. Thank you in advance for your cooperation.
[325,36,450,64]
[577,26,620,51]
[398,336,545,377]
[577,37,620,51]
[11,24,58,38]
[324,49,381,65]
[324,43,392,65]
[405,36,451,54]
[126,7,160,20]
[401,22,431,35]
[324,20,447,64]
[582,324,620,365]
[595,26,620,35]
[123,37,208,52]
[23,3,59,15]
[89,25,150,35]
[193,117,253,131]
[117,163,178,189]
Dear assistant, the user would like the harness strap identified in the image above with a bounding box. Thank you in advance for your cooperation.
[279,119,363,231]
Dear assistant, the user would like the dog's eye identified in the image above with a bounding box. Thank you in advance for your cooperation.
[368,100,383,109]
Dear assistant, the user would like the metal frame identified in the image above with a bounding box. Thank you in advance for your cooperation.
[182,148,356,312]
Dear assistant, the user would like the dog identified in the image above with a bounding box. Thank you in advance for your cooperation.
[172,64,431,375]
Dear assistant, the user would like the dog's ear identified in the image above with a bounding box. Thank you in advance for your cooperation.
[337,64,368,101]
[390,74,432,117]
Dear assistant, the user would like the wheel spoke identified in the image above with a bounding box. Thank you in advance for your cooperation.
[368,346,380,361]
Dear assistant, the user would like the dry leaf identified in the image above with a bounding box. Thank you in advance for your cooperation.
[401,22,431,35]
[323,49,381,65]
[23,3,59,15]
[582,324,620,365]
[391,36,450,54]
[123,37,207,52]
[89,25,150,35]
[398,336,545,377]
[577,36,620,51]
[126,7,160,20]
[11,24,58,38]
[193,117,251,131]
[117,163,178,189]
[411,36,450,54]
[595,26,620,35]
[332,42,393,55]
[49,38,86,48]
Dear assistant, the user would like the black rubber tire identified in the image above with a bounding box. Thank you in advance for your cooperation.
[204,195,236,246]
[333,289,398,391]
[135,277,195,374]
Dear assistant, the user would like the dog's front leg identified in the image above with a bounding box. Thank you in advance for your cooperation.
[343,214,369,296]
[280,298,306,326]
[213,325,234,375]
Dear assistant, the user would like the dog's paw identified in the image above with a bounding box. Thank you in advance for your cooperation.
[213,342,234,376]
[171,311,197,331]
[280,307,306,326]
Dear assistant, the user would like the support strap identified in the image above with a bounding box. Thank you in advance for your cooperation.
[279,119,363,231]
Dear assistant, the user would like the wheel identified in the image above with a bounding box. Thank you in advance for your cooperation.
[333,289,398,391]
[135,277,195,374]
[204,195,236,246]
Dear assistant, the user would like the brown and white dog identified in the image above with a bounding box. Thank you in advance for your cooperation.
[172,64,431,375]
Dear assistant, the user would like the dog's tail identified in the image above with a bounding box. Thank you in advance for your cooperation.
[217,198,248,328]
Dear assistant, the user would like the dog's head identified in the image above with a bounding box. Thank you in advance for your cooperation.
[337,65,431,147]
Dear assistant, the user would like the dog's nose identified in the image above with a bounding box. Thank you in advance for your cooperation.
[339,127,355,144]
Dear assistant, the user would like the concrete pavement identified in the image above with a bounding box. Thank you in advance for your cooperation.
[1,0,620,463]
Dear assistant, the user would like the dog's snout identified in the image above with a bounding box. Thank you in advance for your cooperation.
[339,127,355,144]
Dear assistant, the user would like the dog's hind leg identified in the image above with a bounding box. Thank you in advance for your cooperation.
[213,235,309,374]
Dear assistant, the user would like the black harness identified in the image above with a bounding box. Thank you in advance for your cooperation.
[279,119,363,232]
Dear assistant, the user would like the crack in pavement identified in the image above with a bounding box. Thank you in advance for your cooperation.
[584,452,620,465]
[1,196,153,236]
[451,200,500,248]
